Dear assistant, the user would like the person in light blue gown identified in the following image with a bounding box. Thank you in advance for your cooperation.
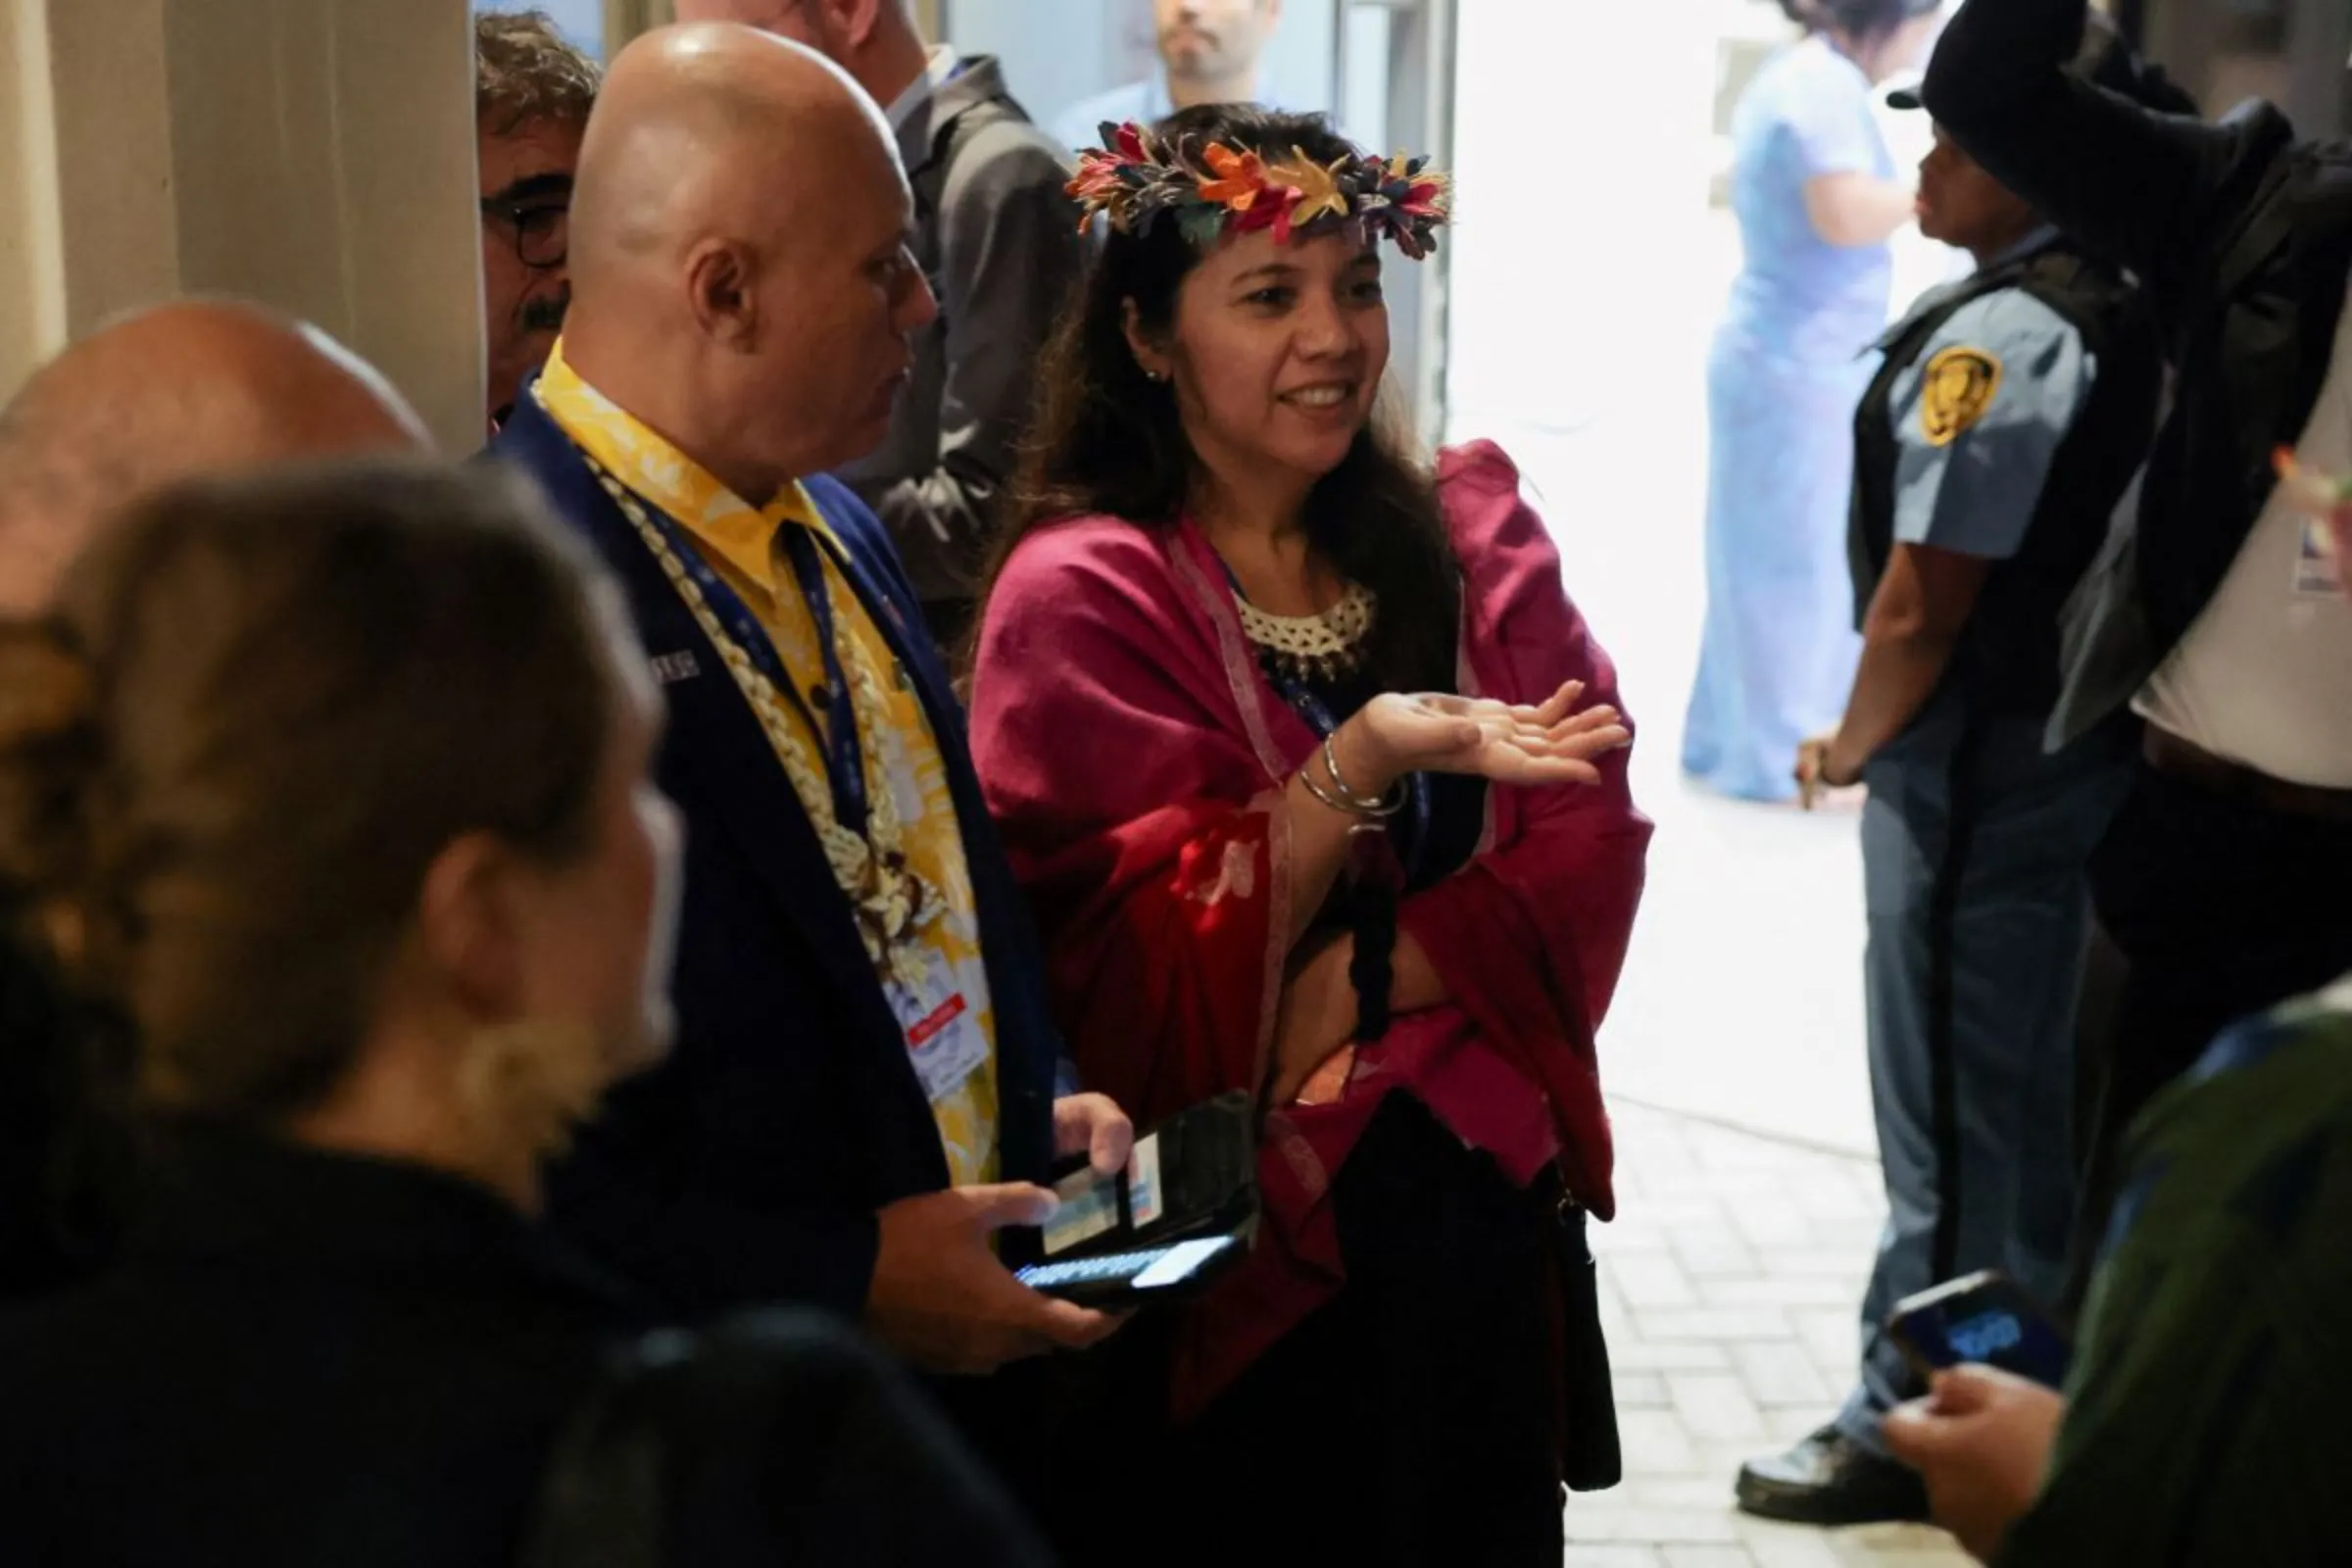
[1684,0,1944,802]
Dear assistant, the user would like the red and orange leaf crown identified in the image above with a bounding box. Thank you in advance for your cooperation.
[1067,121,1452,260]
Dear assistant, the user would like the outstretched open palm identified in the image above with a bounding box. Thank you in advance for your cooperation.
[1361,681,1629,787]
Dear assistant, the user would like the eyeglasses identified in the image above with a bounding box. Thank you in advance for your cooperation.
[481,197,570,270]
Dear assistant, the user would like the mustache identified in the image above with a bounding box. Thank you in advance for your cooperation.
[519,289,571,335]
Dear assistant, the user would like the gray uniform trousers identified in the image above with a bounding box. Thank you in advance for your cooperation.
[1834,689,2132,1448]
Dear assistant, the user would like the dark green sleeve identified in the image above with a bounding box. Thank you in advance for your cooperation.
[1997,1003,2352,1566]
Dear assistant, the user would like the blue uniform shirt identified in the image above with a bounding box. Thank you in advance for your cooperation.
[1884,231,2098,562]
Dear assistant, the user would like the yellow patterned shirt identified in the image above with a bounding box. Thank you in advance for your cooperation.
[534,344,999,1186]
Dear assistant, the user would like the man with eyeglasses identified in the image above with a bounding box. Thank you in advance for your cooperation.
[477,11,601,439]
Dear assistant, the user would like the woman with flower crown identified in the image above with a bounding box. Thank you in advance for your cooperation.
[966,105,1653,1565]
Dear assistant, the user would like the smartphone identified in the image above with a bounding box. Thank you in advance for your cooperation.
[1885,1270,2071,1390]
[1015,1235,1243,1309]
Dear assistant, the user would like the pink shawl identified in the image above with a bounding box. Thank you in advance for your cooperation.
[969,441,1651,1414]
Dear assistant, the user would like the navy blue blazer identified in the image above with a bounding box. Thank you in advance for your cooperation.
[492,394,1058,1323]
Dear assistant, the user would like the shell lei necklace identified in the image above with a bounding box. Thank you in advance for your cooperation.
[591,466,945,984]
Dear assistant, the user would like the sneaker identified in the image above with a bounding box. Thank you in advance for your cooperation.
[1735,1424,1930,1527]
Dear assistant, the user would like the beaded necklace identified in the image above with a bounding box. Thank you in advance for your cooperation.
[590,464,945,985]
[1233,580,1377,686]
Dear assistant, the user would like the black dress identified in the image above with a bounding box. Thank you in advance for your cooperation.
[1200,667,1565,1567]
[1053,658,1570,1568]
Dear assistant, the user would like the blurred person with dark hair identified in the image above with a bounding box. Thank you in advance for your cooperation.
[477,10,601,438]
[1684,0,1943,804]
[1922,0,2352,1310]
[0,461,675,1566]
[672,0,1084,652]
[1052,0,1286,152]
[0,461,1046,1568]
[1740,21,2180,1527]
[0,302,428,1301]
[967,107,1649,1567]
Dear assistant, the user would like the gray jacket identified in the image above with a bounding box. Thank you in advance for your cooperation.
[838,56,1084,633]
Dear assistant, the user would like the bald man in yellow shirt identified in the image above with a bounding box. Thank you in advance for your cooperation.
[490,24,1135,1512]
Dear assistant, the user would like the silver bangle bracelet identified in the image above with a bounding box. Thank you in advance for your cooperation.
[1298,760,1368,817]
[1314,733,1405,818]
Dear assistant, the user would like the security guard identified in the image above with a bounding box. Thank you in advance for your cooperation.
[1735,22,2174,1528]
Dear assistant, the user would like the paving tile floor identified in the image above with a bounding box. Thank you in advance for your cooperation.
[1563,1102,1973,1568]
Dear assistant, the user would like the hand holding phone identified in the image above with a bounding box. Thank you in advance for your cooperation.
[1012,1091,1257,1309]
[864,1184,1123,1375]
[1883,1364,2066,1562]
[1885,1270,2071,1390]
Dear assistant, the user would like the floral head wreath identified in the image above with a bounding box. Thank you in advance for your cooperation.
[1066,121,1452,260]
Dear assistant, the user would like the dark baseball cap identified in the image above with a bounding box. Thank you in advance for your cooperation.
[1889,13,2199,117]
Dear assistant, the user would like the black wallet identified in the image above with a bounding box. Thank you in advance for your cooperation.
[1010,1091,1258,1308]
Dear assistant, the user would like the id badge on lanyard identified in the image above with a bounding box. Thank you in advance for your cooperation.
[2275,448,2351,601]
[888,946,987,1103]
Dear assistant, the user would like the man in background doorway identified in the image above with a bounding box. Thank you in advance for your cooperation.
[477,10,601,439]
[675,0,1084,652]
[1052,0,1285,150]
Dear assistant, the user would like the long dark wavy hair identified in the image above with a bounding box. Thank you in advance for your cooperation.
[976,104,1461,697]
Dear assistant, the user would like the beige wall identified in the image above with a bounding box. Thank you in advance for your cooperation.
[0,1,68,392]
[605,0,673,53]
[0,0,484,452]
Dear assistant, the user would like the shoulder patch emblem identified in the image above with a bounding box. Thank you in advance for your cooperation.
[1920,346,2003,447]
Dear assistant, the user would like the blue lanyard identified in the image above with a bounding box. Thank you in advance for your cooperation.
[778,526,870,837]
[629,485,870,836]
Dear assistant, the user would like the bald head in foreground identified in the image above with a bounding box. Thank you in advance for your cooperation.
[0,301,426,1304]
[561,23,934,499]
[0,301,429,613]
[488,21,1129,1397]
